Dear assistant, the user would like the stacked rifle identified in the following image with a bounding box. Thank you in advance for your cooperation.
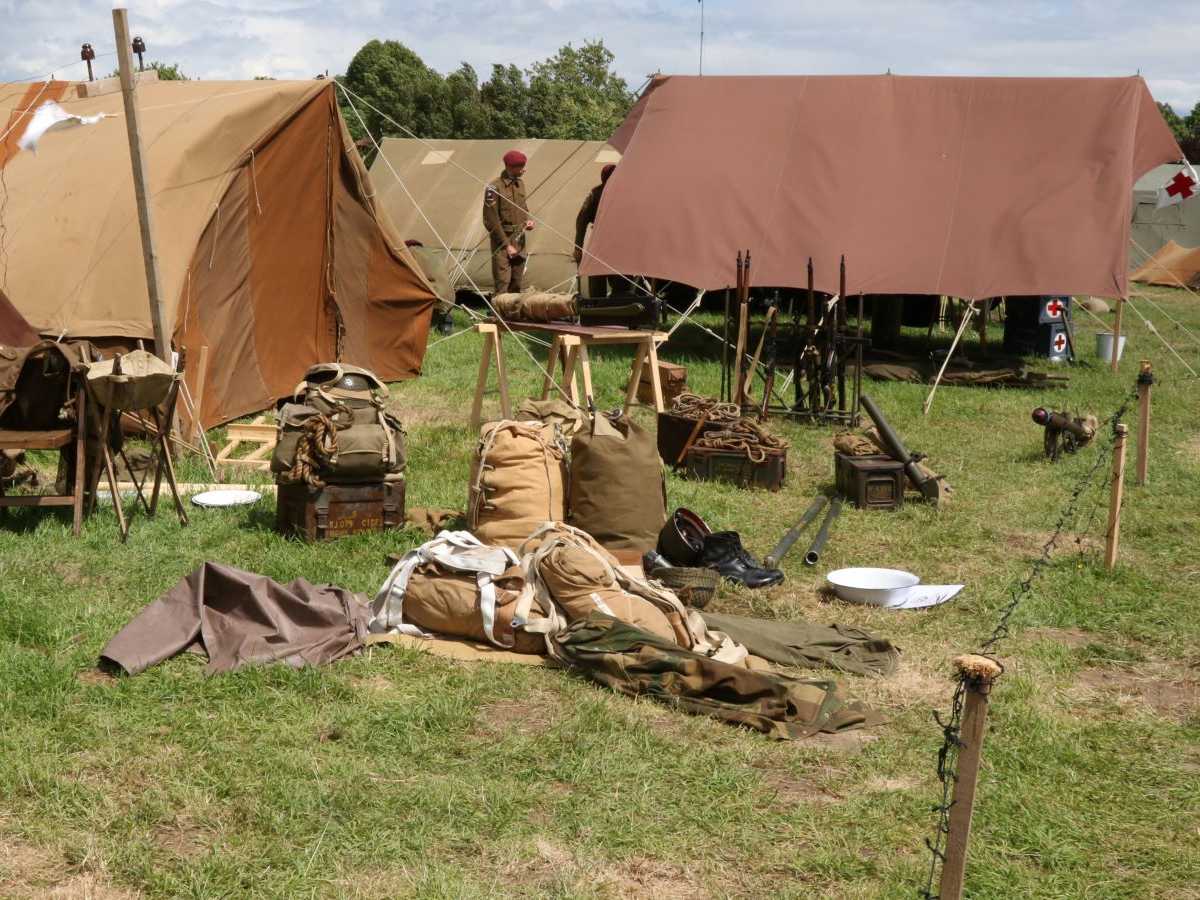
[720,251,867,425]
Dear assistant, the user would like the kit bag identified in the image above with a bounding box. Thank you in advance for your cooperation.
[520,523,746,664]
[370,531,557,653]
[271,363,405,484]
[568,413,666,551]
[468,420,566,548]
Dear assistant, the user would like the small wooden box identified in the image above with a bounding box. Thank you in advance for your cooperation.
[276,479,405,541]
[683,446,786,492]
[835,452,904,510]
[637,361,688,406]
[656,411,721,466]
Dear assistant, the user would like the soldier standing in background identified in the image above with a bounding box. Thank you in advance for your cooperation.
[574,163,616,298]
[483,150,534,294]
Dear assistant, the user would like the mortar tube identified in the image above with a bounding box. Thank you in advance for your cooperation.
[803,496,843,566]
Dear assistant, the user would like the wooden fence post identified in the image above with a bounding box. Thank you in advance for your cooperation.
[1110,297,1124,373]
[939,654,1004,900]
[1136,362,1152,486]
[1105,423,1129,570]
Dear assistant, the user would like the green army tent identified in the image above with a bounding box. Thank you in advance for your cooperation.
[368,138,621,297]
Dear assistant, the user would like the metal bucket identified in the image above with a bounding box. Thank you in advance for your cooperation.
[1095,332,1127,364]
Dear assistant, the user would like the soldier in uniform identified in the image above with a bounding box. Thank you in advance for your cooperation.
[574,163,617,298]
[483,149,534,294]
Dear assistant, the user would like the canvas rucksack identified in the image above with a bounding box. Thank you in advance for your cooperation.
[567,413,666,552]
[468,420,566,548]
[370,531,558,654]
[271,363,405,485]
[519,523,747,664]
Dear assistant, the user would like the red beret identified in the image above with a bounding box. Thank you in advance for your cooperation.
[503,150,527,167]
[601,163,616,182]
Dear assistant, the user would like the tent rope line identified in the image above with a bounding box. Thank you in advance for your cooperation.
[335,81,648,299]
[1125,294,1198,377]
[339,84,579,407]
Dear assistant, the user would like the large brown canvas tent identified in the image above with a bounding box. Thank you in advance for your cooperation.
[1130,239,1200,288]
[583,75,1182,299]
[0,78,436,428]
[369,138,621,295]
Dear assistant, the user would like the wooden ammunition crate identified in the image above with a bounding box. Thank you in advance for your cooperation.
[636,361,688,407]
[656,411,722,466]
[835,452,904,510]
[682,446,786,491]
[276,479,405,541]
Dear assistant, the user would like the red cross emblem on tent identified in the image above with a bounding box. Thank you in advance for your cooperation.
[1166,171,1196,200]
[1052,332,1067,353]
[1045,298,1065,319]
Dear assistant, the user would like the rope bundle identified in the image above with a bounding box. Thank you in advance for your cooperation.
[693,419,788,463]
[669,392,741,423]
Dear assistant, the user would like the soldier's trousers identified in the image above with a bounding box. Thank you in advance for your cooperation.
[491,242,525,294]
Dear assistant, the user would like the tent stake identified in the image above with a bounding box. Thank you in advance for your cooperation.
[113,8,169,362]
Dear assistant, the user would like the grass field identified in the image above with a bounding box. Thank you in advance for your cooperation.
[2,287,1198,899]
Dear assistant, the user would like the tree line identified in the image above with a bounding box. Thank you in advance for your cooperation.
[1156,102,1200,162]
[335,39,635,146]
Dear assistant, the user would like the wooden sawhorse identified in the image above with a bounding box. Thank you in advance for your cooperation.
[470,321,668,428]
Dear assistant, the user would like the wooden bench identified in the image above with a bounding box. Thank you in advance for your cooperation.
[0,388,88,534]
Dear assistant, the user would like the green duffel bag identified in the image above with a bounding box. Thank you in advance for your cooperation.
[332,418,406,482]
[270,403,325,479]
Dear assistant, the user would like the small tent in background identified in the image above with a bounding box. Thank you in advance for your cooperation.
[1130,163,1200,268]
[0,79,437,429]
[1130,239,1200,288]
[0,288,37,347]
[369,138,621,296]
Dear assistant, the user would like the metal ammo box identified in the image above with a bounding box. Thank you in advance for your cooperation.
[276,479,405,541]
[683,445,787,491]
[834,452,905,510]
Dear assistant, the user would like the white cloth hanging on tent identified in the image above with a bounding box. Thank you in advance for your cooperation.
[18,100,106,153]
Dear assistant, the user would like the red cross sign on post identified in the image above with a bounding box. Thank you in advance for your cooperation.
[1045,298,1065,319]
[1052,332,1067,354]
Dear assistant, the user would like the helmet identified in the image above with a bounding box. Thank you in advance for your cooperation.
[656,507,712,566]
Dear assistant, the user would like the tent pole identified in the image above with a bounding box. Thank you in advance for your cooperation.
[924,300,977,417]
[113,8,169,362]
[1110,297,1124,373]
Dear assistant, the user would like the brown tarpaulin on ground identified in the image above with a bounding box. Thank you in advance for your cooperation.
[0,288,37,347]
[1129,239,1200,289]
[0,80,436,428]
[584,75,1182,299]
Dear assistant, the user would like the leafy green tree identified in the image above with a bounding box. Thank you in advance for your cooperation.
[444,63,490,138]
[107,61,188,80]
[339,40,447,141]
[479,64,529,138]
[524,41,633,140]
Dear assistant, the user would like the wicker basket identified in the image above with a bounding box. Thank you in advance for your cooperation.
[650,566,720,609]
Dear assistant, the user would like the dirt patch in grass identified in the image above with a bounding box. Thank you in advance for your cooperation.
[51,561,89,586]
[602,857,709,899]
[152,817,209,860]
[1006,530,1106,559]
[0,834,139,899]
[474,688,564,738]
[864,775,921,793]
[1072,666,1200,722]
[76,668,117,687]
[351,674,396,695]
[804,729,880,753]
[760,770,843,806]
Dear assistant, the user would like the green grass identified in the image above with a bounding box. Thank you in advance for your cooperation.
[2,288,1199,898]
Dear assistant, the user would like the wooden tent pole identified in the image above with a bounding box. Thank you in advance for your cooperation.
[113,8,170,362]
[1110,297,1124,373]
[1105,424,1129,570]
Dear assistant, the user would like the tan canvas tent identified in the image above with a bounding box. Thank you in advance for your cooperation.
[1130,163,1200,268]
[0,288,37,347]
[369,138,621,295]
[1130,239,1200,288]
[584,75,1182,299]
[0,78,436,428]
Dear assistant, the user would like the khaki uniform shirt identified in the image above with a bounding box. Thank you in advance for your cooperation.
[574,182,606,247]
[482,172,527,247]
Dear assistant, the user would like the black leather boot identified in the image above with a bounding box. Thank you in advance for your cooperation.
[698,531,784,589]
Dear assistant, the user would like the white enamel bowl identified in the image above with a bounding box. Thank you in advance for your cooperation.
[826,567,920,607]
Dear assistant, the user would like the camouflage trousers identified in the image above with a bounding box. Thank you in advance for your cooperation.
[549,613,885,740]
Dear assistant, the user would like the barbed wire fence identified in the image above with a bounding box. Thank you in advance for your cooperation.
[918,381,1142,899]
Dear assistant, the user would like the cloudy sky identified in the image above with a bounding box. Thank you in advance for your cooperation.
[2,0,1198,112]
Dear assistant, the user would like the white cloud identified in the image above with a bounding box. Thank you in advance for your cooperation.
[1,0,1197,112]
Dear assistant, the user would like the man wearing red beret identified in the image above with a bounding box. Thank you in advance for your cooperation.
[574,162,617,297]
[483,149,535,293]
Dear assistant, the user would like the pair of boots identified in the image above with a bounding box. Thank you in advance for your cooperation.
[650,508,783,590]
